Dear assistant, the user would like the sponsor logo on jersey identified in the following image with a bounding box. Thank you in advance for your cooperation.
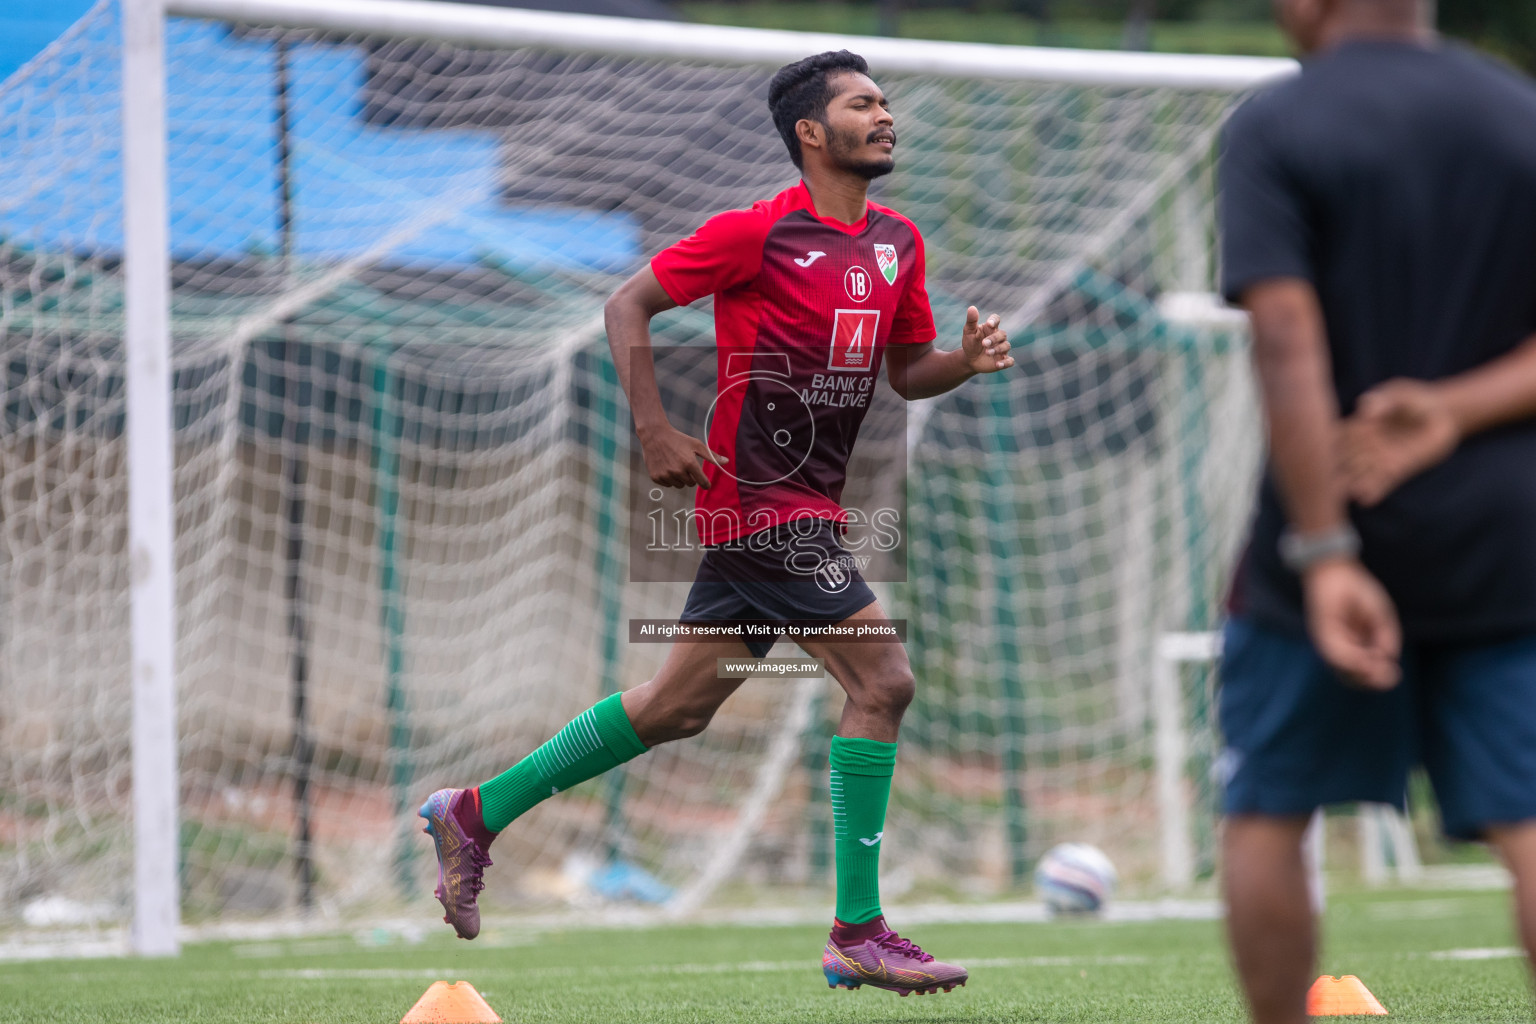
[873,243,898,285]
[844,264,873,303]
[794,250,827,268]
[828,309,880,372]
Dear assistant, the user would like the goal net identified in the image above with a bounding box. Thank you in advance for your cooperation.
[0,0,1284,935]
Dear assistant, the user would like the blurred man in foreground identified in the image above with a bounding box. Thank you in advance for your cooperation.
[1217,0,1536,1020]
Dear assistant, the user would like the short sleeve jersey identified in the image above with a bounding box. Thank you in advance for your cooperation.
[1219,40,1536,642]
[651,181,936,546]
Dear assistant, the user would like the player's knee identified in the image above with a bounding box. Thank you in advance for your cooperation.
[654,703,715,741]
[672,710,714,739]
[866,668,915,718]
[627,685,717,744]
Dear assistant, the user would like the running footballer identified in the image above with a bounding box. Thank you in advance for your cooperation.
[417,50,1013,996]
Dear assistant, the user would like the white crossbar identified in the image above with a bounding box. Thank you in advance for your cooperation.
[164,0,1296,91]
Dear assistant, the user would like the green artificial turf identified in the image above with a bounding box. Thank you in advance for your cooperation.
[1,889,1528,1022]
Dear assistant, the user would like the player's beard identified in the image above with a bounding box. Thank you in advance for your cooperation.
[827,123,896,180]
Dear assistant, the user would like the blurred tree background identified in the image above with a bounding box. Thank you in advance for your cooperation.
[1441,0,1536,71]
[678,0,1536,70]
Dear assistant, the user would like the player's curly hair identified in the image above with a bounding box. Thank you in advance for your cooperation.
[767,50,870,170]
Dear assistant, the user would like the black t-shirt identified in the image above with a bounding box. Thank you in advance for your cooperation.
[1219,39,1536,643]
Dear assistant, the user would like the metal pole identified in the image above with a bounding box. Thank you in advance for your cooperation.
[123,0,182,957]
[984,407,1029,886]
[1304,808,1326,913]
[284,419,314,908]
[373,349,413,897]
[273,35,315,914]
[1153,630,1219,890]
[1176,349,1217,877]
[593,350,629,860]
[1123,0,1154,51]
[802,693,832,883]
[164,0,1296,92]
[1152,636,1193,890]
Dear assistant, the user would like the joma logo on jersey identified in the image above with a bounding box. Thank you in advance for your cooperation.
[828,309,880,372]
[873,244,898,285]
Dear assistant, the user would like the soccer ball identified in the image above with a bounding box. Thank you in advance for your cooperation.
[1034,842,1118,915]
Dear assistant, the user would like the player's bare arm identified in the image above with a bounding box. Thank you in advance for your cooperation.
[1242,277,1400,690]
[887,306,1013,400]
[604,266,726,489]
[1343,331,1536,505]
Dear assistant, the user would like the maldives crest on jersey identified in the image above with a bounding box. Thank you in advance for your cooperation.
[873,243,898,285]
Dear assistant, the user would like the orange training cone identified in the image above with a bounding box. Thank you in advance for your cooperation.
[401,980,502,1024]
[1307,975,1388,1016]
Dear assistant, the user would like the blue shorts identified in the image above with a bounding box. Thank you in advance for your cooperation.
[679,521,878,658]
[1219,616,1536,840]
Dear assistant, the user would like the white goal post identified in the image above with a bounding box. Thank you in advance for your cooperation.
[16,0,1297,955]
[124,0,182,959]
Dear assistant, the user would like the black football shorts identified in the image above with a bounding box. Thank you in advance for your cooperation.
[678,519,878,657]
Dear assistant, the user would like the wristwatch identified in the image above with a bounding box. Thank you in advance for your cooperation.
[1278,524,1361,573]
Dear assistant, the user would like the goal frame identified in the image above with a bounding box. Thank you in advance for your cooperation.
[118,0,1294,954]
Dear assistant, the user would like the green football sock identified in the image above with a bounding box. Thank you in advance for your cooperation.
[829,734,898,925]
[477,692,647,833]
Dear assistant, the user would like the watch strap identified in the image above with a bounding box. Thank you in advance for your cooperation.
[1279,525,1362,573]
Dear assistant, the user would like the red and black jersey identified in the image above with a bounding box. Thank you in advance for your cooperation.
[651,181,936,546]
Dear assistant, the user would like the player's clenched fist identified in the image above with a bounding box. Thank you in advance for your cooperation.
[959,306,1013,374]
[637,422,727,489]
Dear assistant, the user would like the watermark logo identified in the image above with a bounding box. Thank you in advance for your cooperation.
[704,352,815,486]
[628,344,909,584]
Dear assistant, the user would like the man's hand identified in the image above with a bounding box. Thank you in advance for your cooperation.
[1341,379,1461,506]
[959,306,1014,374]
[1303,559,1402,690]
[638,423,727,489]
[886,307,1013,398]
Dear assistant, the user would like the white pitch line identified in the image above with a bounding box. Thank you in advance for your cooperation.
[1422,947,1524,961]
[0,901,1224,964]
[266,968,457,980]
[261,954,1159,982]
[0,938,128,962]
[0,899,1222,962]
